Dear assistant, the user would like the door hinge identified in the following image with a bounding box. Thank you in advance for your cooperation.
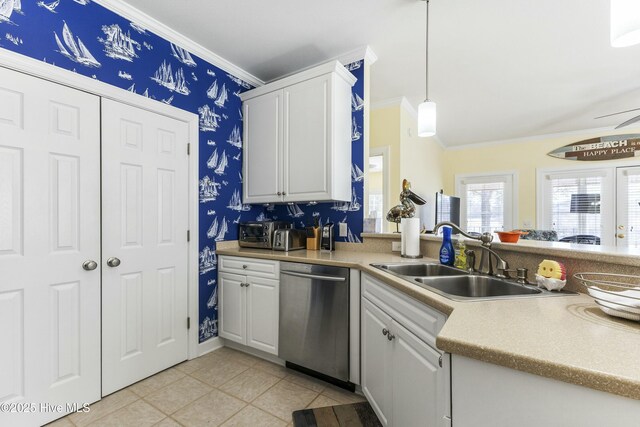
[187,230,190,242]
[438,355,443,368]
[187,317,191,329]
[187,143,191,155]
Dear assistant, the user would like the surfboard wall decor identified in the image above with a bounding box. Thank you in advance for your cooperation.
[547,134,640,161]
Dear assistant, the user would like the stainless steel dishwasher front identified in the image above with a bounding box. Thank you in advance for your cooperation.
[278,261,350,382]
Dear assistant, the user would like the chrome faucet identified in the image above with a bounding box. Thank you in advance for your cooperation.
[433,221,509,277]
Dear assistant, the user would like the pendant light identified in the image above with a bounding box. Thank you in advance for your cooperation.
[611,0,640,47]
[418,0,436,137]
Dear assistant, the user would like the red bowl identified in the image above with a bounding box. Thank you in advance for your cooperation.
[495,231,526,243]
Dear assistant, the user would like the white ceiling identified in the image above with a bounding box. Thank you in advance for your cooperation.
[122,0,640,146]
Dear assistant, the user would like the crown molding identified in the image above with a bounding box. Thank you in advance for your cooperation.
[93,0,264,87]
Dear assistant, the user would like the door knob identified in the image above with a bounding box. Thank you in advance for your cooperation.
[82,260,98,271]
[617,233,625,239]
[106,257,121,268]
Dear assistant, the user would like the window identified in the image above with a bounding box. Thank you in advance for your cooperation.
[456,173,516,234]
[537,168,614,246]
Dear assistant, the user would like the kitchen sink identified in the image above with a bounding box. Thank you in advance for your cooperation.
[415,275,542,298]
[371,262,576,301]
[371,263,464,277]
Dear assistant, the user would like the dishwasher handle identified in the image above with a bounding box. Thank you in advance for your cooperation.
[280,270,346,282]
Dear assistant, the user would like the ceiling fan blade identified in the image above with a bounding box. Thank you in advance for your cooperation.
[615,114,640,129]
[595,107,640,120]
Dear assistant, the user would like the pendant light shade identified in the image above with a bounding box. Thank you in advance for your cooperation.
[611,0,640,47]
[418,100,436,137]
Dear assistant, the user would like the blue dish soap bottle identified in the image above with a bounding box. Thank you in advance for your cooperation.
[439,226,455,266]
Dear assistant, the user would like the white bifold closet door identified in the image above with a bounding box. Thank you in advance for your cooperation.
[101,99,190,396]
[0,67,101,427]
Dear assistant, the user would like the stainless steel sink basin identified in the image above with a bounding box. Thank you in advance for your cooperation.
[372,263,464,277]
[370,262,577,301]
[415,275,542,298]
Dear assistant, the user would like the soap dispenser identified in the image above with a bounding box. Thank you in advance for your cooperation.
[439,226,455,266]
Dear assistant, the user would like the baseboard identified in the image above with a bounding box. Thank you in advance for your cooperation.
[197,337,223,357]
[221,339,285,366]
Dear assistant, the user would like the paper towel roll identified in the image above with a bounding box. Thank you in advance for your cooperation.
[402,218,421,257]
[400,219,406,256]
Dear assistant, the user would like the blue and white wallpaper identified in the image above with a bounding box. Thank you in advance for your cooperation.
[0,0,365,343]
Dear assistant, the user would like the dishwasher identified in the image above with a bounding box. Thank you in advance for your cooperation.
[278,261,352,389]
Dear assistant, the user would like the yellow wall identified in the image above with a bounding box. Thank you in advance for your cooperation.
[370,106,401,231]
[442,128,640,227]
[400,107,444,229]
[369,102,444,231]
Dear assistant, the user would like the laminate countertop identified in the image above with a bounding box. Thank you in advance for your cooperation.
[215,247,640,401]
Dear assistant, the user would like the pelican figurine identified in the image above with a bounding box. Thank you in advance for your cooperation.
[387,179,426,232]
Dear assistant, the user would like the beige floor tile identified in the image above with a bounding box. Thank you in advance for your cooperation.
[252,380,319,421]
[306,394,342,409]
[153,417,183,426]
[252,360,290,379]
[172,389,246,427]
[219,368,281,402]
[284,372,327,393]
[144,376,212,415]
[213,347,261,367]
[44,416,74,426]
[189,356,249,388]
[174,353,219,375]
[88,400,165,427]
[321,385,367,405]
[70,389,139,427]
[220,405,287,427]
[129,367,186,397]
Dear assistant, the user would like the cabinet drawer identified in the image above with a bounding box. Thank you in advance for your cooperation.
[362,273,446,350]
[219,256,279,279]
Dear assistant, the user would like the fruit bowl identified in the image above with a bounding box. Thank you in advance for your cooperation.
[495,230,527,243]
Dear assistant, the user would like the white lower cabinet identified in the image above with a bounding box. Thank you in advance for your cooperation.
[361,274,451,427]
[219,257,279,355]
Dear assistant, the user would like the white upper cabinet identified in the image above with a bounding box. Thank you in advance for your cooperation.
[241,61,356,204]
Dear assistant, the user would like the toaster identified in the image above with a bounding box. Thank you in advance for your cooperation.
[272,229,307,252]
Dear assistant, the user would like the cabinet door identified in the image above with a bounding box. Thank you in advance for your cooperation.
[361,299,393,426]
[391,319,451,427]
[243,91,282,204]
[246,277,279,355]
[219,273,246,344]
[283,75,332,202]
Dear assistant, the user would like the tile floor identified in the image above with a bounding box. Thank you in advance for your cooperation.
[47,347,367,427]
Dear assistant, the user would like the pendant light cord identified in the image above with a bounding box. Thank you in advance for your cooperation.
[425,0,430,102]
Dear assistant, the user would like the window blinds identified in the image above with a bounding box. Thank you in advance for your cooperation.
[465,181,505,234]
[545,175,603,242]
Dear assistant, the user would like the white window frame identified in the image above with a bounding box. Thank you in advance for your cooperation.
[455,171,518,233]
[536,166,615,246]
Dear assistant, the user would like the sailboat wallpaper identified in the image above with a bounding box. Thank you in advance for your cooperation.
[0,1,366,343]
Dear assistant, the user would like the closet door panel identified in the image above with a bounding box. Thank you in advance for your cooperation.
[101,99,190,396]
[0,66,101,427]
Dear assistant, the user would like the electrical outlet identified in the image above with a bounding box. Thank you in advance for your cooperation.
[339,222,348,237]
[392,241,402,252]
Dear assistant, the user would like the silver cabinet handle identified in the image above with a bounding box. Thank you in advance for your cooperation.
[387,333,395,341]
[277,192,282,196]
[382,328,389,336]
[282,192,286,196]
[106,257,121,268]
[242,264,248,269]
[82,260,98,271]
